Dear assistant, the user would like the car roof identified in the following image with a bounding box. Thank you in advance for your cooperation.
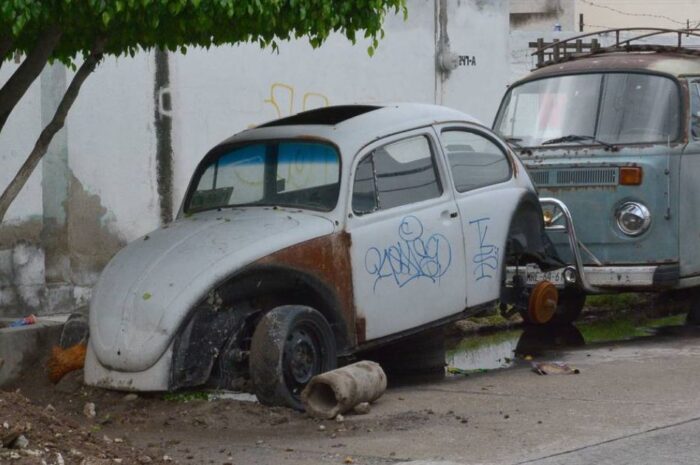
[521,51,700,83]
[215,103,482,158]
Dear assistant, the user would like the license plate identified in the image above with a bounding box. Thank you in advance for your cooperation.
[524,264,565,286]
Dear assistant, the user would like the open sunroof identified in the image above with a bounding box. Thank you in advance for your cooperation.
[258,105,381,127]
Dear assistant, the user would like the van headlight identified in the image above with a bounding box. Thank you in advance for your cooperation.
[615,202,651,236]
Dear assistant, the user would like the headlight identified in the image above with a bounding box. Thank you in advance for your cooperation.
[615,202,651,236]
[543,209,554,226]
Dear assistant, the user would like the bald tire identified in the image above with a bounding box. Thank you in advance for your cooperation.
[249,306,336,410]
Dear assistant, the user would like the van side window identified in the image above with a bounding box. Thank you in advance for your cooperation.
[692,81,700,140]
[352,135,442,214]
[441,130,511,192]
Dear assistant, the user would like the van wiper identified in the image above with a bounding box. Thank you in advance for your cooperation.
[541,134,616,150]
[504,137,524,149]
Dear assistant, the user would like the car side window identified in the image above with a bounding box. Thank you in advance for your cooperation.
[441,129,511,192]
[352,135,442,215]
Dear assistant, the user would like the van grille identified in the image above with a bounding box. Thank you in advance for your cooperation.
[529,170,551,186]
[528,167,618,187]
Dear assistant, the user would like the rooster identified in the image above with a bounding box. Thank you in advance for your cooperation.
[47,343,87,383]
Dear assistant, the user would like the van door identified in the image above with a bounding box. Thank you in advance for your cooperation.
[680,78,700,277]
[346,130,467,341]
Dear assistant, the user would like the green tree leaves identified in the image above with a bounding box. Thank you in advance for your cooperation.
[0,0,407,64]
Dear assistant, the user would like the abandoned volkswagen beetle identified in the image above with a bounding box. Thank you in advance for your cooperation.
[85,103,560,409]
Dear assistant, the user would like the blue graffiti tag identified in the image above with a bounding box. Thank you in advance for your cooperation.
[469,217,499,281]
[364,215,452,291]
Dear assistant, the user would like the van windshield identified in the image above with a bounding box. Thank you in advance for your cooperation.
[495,73,680,147]
[185,141,340,213]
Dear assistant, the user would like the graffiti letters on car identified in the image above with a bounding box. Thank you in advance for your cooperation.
[364,216,452,291]
[470,217,499,281]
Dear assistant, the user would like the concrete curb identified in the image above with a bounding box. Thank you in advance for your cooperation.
[0,316,66,387]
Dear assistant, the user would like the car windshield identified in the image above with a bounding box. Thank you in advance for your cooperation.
[494,73,680,147]
[185,140,340,213]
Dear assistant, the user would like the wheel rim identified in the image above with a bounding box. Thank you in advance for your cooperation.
[283,323,324,396]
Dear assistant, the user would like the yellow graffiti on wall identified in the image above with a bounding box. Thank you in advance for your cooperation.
[265,82,330,118]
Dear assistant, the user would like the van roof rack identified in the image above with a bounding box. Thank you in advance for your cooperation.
[531,28,700,69]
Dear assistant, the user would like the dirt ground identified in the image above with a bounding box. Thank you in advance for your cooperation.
[6,358,390,464]
[0,383,172,464]
[4,366,426,465]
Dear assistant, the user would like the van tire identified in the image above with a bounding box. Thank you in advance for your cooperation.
[249,305,336,410]
[549,290,586,325]
[685,291,700,325]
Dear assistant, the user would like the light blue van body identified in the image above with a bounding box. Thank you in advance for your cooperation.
[494,51,700,292]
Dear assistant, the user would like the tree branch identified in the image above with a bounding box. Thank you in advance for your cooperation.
[0,47,102,222]
[0,24,61,134]
[0,35,13,71]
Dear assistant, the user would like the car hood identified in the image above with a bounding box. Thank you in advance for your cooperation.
[89,208,335,372]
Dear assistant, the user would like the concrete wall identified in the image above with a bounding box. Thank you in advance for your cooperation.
[510,0,575,32]
[0,0,523,317]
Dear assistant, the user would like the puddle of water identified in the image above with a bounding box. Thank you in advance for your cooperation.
[208,391,258,403]
[446,330,521,371]
[446,313,688,372]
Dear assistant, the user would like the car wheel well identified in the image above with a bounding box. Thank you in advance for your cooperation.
[217,266,351,352]
[505,193,560,269]
[170,266,351,391]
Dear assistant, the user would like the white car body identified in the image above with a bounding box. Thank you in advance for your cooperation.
[85,103,547,392]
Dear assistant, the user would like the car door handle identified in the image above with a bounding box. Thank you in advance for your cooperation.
[442,210,459,219]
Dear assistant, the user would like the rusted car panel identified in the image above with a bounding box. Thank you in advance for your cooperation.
[254,232,358,347]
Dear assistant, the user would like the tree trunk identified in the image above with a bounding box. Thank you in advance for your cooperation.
[0,25,61,134]
[0,49,102,223]
[0,36,13,70]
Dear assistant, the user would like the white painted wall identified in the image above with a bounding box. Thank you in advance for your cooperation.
[440,0,510,127]
[67,53,161,240]
[0,63,44,223]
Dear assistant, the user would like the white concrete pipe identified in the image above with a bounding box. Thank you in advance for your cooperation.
[301,361,387,419]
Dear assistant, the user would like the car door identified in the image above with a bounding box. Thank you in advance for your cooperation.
[346,129,467,341]
[435,124,522,308]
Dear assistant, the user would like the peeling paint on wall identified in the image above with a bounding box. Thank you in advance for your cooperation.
[0,175,125,316]
[0,228,45,315]
[67,175,125,286]
[0,218,42,248]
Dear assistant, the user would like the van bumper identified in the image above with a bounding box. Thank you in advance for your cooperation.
[506,263,679,292]
[584,263,679,289]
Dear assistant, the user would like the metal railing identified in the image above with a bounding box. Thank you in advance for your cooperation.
[539,197,602,294]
